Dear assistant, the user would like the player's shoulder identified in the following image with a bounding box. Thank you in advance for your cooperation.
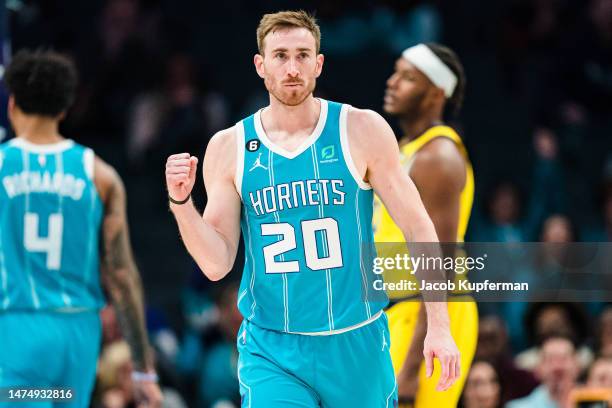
[93,155,124,204]
[412,133,466,187]
[415,130,465,169]
[346,106,389,131]
[345,106,397,160]
[203,125,239,181]
[206,125,238,156]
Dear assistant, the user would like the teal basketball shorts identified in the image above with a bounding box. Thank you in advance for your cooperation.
[0,310,101,408]
[237,312,398,407]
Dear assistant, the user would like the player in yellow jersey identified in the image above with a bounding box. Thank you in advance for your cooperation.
[374,43,478,407]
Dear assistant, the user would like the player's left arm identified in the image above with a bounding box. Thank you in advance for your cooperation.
[95,156,163,407]
[397,141,466,394]
[347,108,460,391]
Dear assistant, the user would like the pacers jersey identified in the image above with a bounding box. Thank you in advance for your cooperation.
[0,138,105,311]
[236,99,386,334]
[373,125,474,297]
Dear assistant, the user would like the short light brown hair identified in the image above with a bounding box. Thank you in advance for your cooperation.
[256,10,321,55]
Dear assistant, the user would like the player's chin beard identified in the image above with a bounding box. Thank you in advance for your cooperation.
[268,79,315,107]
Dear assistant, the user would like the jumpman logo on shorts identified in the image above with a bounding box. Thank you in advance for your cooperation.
[249,153,268,172]
[382,332,388,351]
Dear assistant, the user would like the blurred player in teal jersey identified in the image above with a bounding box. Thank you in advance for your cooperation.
[166,11,461,407]
[0,50,162,407]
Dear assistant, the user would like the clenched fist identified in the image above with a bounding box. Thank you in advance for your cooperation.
[166,153,198,203]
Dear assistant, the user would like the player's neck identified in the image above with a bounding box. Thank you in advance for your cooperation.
[263,95,320,136]
[398,113,443,145]
[14,116,63,144]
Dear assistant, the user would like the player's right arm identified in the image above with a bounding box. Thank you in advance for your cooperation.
[165,126,242,281]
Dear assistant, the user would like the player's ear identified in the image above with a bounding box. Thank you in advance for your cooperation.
[254,54,265,79]
[7,95,17,122]
[434,87,446,103]
[315,54,324,78]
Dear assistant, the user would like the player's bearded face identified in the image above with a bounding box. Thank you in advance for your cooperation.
[258,28,322,106]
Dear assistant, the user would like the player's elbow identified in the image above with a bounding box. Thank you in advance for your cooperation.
[198,261,231,281]
[202,268,229,282]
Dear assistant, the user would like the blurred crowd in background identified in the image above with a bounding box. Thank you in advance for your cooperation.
[4,0,612,406]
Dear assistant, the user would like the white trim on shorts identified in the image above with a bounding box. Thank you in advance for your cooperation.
[289,310,383,336]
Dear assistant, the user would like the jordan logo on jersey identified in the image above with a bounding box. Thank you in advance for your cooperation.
[249,153,268,172]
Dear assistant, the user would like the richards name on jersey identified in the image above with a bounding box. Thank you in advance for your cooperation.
[3,170,87,200]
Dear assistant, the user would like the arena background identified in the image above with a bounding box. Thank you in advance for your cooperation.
[2,0,612,407]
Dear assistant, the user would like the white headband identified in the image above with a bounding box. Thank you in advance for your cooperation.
[402,44,457,98]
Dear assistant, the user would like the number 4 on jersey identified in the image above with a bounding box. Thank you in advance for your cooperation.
[24,213,64,270]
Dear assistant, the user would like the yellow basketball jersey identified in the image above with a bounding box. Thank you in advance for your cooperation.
[372,125,474,298]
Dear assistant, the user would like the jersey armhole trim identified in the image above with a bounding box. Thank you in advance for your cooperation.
[83,148,95,180]
[234,121,245,199]
[339,104,372,190]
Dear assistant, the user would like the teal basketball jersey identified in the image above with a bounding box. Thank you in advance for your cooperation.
[0,138,105,311]
[236,99,387,334]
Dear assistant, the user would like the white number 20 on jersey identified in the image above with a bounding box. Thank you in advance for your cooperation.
[24,213,64,270]
[261,217,343,273]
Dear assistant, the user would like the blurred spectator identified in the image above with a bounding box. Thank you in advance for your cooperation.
[100,305,183,400]
[506,335,580,408]
[470,129,565,242]
[494,216,578,353]
[96,341,134,408]
[94,341,187,408]
[595,305,612,357]
[475,316,539,403]
[175,283,240,407]
[587,356,612,388]
[515,303,592,373]
[461,360,502,408]
[539,214,576,243]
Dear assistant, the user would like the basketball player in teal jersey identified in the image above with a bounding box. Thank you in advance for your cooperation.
[166,11,460,407]
[0,51,162,407]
